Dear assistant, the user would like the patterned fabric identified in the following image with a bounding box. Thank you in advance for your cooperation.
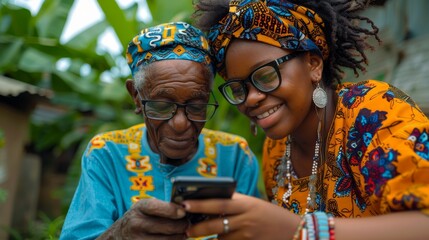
[263,80,429,217]
[126,22,215,76]
[207,0,328,78]
[61,124,260,239]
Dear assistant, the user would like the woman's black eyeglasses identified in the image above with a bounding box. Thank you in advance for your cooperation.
[218,51,304,105]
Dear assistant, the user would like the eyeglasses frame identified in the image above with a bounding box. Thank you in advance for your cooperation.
[138,91,219,122]
[218,51,304,105]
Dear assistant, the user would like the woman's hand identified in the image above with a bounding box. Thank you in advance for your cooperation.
[97,198,189,240]
[183,193,300,240]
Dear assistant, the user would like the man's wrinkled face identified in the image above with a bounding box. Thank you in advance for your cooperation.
[134,60,212,165]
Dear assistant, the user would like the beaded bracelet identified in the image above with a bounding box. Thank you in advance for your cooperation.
[292,212,335,240]
[292,216,306,240]
[311,213,319,239]
[314,211,329,240]
[327,213,335,240]
[305,213,316,240]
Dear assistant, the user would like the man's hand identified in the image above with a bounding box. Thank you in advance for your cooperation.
[97,198,189,240]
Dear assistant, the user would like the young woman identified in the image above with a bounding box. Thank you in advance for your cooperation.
[183,0,429,239]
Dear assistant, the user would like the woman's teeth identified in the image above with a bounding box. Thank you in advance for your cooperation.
[257,105,280,119]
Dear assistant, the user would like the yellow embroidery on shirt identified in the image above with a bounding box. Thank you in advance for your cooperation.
[87,136,106,155]
[201,128,251,154]
[130,175,154,191]
[197,157,217,177]
[126,155,152,172]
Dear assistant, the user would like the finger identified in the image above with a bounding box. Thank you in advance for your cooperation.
[231,192,245,200]
[139,233,187,240]
[183,193,247,215]
[135,198,186,219]
[138,216,189,235]
[186,217,223,237]
[187,215,237,238]
[218,231,243,240]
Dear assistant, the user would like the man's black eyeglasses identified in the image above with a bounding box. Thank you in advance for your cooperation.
[139,92,219,122]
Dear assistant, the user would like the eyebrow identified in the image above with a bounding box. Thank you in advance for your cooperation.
[150,88,172,97]
[190,90,209,99]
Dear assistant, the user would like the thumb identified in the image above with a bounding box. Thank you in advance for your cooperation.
[135,198,186,219]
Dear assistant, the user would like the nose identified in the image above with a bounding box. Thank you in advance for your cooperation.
[244,84,264,107]
[169,108,191,132]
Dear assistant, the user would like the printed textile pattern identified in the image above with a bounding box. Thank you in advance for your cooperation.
[263,80,429,217]
[126,22,214,76]
[60,123,260,240]
[88,124,254,203]
[208,0,328,78]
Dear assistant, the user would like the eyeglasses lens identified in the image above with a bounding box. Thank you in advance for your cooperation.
[222,82,247,105]
[251,66,279,92]
[186,104,216,121]
[145,101,175,120]
[221,65,279,104]
[144,101,217,122]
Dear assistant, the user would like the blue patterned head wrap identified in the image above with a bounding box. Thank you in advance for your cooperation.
[126,22,215,76]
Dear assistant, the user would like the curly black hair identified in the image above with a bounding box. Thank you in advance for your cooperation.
[192,0,381,87]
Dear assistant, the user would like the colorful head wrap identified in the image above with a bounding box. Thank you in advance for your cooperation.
[208,0,328,78]
[126,22,215,76]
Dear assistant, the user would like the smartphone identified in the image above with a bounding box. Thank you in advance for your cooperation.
[170,176,236,224]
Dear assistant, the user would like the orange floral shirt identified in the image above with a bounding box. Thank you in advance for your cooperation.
[264,80,429,217]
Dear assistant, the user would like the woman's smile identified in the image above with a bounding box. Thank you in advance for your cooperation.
[256,104,282,119]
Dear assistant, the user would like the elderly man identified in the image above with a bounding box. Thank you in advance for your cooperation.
[60,22,260,239]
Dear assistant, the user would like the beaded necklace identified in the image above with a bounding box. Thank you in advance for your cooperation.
[271,120,321,214]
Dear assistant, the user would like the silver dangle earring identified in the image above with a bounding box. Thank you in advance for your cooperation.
[250,121,258,136]
[312,82,327,109]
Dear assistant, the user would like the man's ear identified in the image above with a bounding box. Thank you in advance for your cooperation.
[126,79,142,114]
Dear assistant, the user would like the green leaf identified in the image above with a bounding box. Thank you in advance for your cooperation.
[50,92,92,111]
[0,188,7,203]
[122,2,139,23]
[54,69,96,94]
[60,128,85,149]
[0,3,32,36]
[99,79,128,101]
[65,21,109,51]
[96,0,136,48]
[34,0,75,38]
[146,0,193,24]
[18,47,55,72]
[0,36,24,68]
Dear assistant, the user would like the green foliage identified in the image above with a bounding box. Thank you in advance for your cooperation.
[34,0,74,38]
[0,188,6,203]
[96,0,135,46]
[6,213,64,240]
[26,213,64,240]
[0,128,4,148]
[146,0,194,24]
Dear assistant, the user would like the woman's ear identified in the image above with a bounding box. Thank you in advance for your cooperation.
[126,79,142,114]
[307,53,324,83]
